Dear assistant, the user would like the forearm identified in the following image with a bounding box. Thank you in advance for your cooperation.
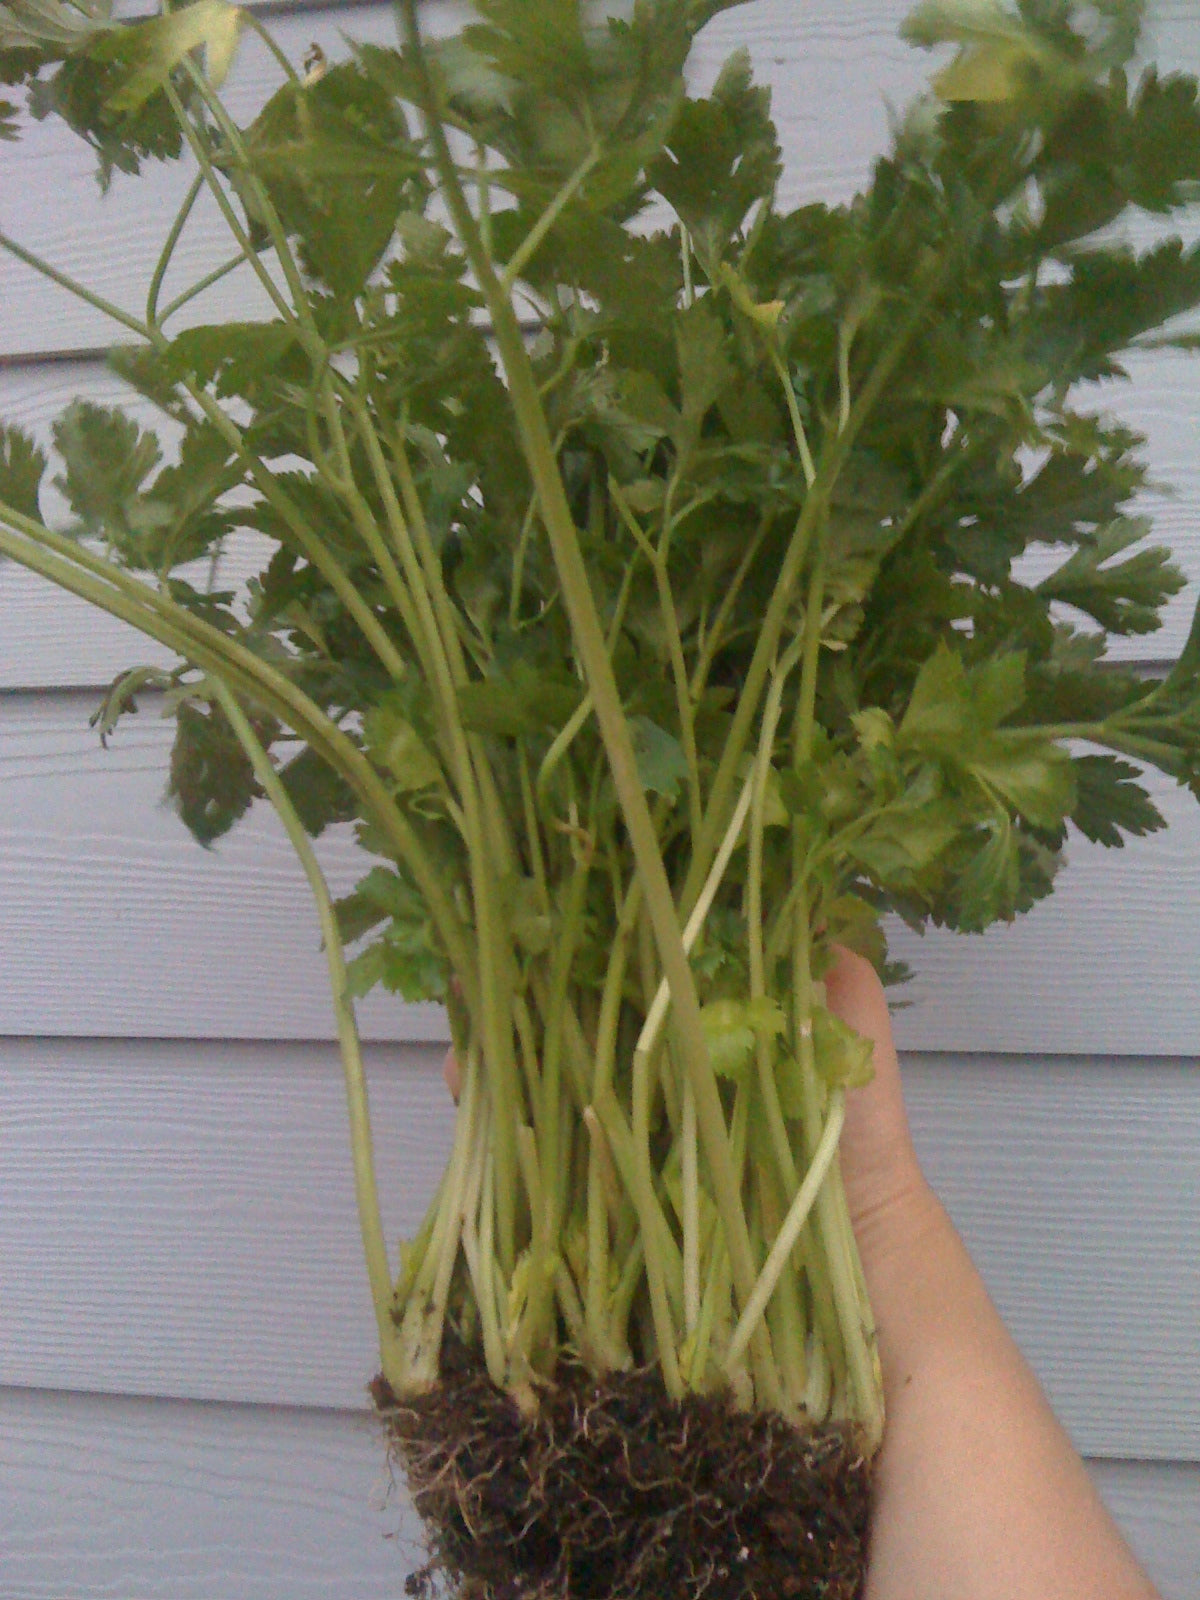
[859,1178,1159,1600]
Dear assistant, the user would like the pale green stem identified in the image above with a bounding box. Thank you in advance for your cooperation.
[681,1081,700,1336]
[209,680,404,1389]
[633,772,755,1067]
[500,144,602,294]
[688,511,770,701]
[159,252,245,323]
[725,1092,846,1374]
[146,168,204,325]
[404,0,778,1402]
[243,10,302,83]
[162,78,302,336]
[0,229,153,342]
[608,476,704,840]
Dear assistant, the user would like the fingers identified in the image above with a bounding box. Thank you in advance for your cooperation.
[443,1047,460,1104]
[822,945,925,1241]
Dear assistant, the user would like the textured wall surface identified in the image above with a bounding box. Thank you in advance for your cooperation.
[2,2,1198,1595]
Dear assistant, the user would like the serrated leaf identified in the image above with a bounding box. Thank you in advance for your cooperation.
[648,46,780,254]
[1070,753,1166,846]
[674,297,733,444]
[956,815,1021,929]
[700,995,786,1079]
[0,423,46,520]
[811,1004,875,1089]
[457,663,583,737]
[52,399,162,541]
[0,0,111,53]
[237,58,422,297]
[277,744,356,837]
[166,322,299,397]
[630,714,688,799]
[1037,517,1186,635]
[167,698,262,847]
[969,733,1076,830]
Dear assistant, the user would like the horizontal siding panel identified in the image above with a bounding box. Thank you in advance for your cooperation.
[0,693,447,1043]
[0,1388,421,1600]
[4,693,1200,1053]
[3,1038,1198,1458]
[0,1390,1195,1600]
[3,1388,1195,1600]
[3,2,1198,357]
[1088,1459,1200,1600]
[0,1038,456,1412]
[903,1055,1200,1463]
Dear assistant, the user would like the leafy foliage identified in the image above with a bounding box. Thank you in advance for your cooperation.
[3,0,1200,1424]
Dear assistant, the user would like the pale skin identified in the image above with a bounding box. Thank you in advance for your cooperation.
[826,946,1160,1600]
[443,948,1161,1599]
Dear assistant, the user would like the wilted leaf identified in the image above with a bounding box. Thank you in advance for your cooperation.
[93,0,243,111]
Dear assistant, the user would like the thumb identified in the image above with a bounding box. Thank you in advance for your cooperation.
[822,946,925,1249]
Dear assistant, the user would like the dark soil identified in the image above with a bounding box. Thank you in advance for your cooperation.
[373,1349,873,1600]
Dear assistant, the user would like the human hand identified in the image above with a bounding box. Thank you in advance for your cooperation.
[823,946,1158,1600]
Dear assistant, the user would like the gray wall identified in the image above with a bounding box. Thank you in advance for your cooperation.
[2,2,1198,1594]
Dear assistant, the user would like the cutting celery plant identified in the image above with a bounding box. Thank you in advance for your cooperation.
[3,0,1200,1485]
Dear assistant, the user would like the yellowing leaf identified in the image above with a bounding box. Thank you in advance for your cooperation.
[933,40,1031,102]
[363,699,443,792]
[99,0,244,112]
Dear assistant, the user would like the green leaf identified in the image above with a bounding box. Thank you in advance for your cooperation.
[238,58,424,298]
[969,731,1075,831]
[847,808,959,886]
[166,322,300,398]
[1070,753,1166,846]
[898,646,1074,829]
[700,994,786,1079]
[674,297,734,446]
[955,813,1022,929]
[1036,517,1187,635]
[52,400,162,542]
[499,873,553,955]
[277,744,356,837]
[648,46,780,256]
[167,698,264,847]
[811,1004,875,1089]
[630,714,688,799]
[362,695,443,792]
[338,866,446,1001]
[457,663,583,737]
[0,423,46,520]
[0,0,112,54]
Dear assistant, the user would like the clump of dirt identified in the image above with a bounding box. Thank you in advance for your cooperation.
[373,1348,873,1600]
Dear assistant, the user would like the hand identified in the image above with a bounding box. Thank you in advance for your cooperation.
[823,946,1159,1600]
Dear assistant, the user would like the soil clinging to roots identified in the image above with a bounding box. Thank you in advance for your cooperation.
[373,1350,873,1600]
